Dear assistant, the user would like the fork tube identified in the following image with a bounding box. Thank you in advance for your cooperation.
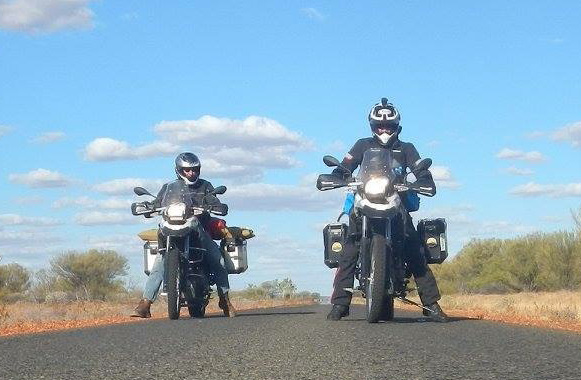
[362,215,368,238]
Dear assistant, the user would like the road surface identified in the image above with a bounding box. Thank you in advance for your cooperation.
[1,304,580,379]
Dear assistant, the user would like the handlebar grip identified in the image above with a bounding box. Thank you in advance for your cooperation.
[210,203,228,216]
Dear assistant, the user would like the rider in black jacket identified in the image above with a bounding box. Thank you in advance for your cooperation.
[327,99,448,322]
[132,152,236,318]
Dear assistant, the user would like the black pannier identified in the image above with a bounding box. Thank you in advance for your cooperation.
[417,218,448,264]
[323,223,348,268]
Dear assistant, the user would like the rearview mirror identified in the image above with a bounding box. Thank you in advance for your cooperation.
[412,158,432,173]
[211,185,227,195]
[323,155,341,167]
[134,187,154,197]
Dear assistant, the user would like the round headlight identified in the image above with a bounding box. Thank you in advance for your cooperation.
[364,177,390,196]
[166,202,186,221]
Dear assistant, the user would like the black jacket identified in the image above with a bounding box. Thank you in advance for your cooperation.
[153,178,223,224]
[334,137,436,191]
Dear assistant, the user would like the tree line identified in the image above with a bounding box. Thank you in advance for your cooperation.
[0,250,319,303]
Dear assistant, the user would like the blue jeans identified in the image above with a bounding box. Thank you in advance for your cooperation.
[142,225,230,302]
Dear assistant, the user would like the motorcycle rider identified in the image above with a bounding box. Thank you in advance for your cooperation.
[132,152,236,318]
[326,98,449,322]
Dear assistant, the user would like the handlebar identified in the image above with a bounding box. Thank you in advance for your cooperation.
[131,202,228,217]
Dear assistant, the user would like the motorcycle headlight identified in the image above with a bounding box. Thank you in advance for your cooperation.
[364,177,390,197]
[166,202,186,222]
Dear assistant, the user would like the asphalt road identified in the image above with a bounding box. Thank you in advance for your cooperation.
[1,304,580,380]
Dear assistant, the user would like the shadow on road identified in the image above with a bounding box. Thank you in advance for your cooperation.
[346,316,479,323]
[232,311,317,318]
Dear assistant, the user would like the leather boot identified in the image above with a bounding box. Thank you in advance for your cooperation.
[326,305,349,321]
[218,293,237,318]
[424,302,448,322]
[131,299,152,318]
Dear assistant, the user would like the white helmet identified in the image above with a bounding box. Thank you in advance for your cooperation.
[368,98,401,146]
[175,152,201,185]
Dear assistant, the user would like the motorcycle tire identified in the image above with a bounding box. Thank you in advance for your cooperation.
[165,248,181,320]
[366,233,389,323]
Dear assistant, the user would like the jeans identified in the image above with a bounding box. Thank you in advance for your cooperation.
[142,224,230,302]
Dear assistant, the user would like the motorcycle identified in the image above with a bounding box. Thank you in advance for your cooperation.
[317,148,445,323]
[131,180,229,320]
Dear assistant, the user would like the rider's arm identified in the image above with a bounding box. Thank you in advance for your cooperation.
[203,182,222,206]
[404,143,437,195]
[332,139,366,178]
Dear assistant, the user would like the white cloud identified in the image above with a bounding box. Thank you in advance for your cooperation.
[74,211,141,226]
[154,115,311,150]
[552,121,581,149]
[0,213,61,226]
[86,115,313,179]
[430,166,460,189]
[9,168,73,188]
[0,125,12,137]
[503,166,534,176]
[301,7,325,21]
[52,196,133,210]
[84,233,142,251]
[92,178,165,196]
[222,181,343,212]
[0,229,63,246]
[31,131,65,144]
[83,137,180,161]
[0,0,94,33]
[509,182,581,198]
[495,148,546,163]
[202,158,263,181]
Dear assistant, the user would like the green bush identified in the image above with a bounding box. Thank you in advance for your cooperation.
[0,263,31,302]
[434,230,581,294]
[49,249,129,301]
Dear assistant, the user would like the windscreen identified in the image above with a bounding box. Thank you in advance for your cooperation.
[160,180,194,208]
[357,148,397,183]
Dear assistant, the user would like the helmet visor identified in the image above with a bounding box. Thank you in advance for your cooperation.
[180,166,200,181]
[371,123,397,134]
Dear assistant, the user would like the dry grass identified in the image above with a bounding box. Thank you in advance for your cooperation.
[0,298,316,337]
[437,291,581,323]
[355,290,581,332]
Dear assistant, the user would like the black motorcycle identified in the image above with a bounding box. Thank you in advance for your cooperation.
[317,149,446,322]
[131,180,228,319]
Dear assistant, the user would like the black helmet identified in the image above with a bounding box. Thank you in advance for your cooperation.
[368,98,401,146]
[175,152,201,185]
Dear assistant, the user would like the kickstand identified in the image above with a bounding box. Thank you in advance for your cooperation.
[397,296,434,314]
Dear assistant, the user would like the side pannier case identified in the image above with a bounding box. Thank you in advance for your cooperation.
[143,241,158,275]
[138,229,159,275]
[323,223,348,268]
[417,218,448,264]
[222,240,248,274]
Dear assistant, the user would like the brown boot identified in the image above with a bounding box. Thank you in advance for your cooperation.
[131,299,152,318]
[218,293,237,318]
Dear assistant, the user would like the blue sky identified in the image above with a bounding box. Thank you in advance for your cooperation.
[1,1,580,295]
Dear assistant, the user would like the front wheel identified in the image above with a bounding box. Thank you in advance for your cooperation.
[366,233,389,323]
[165,248,181,320]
